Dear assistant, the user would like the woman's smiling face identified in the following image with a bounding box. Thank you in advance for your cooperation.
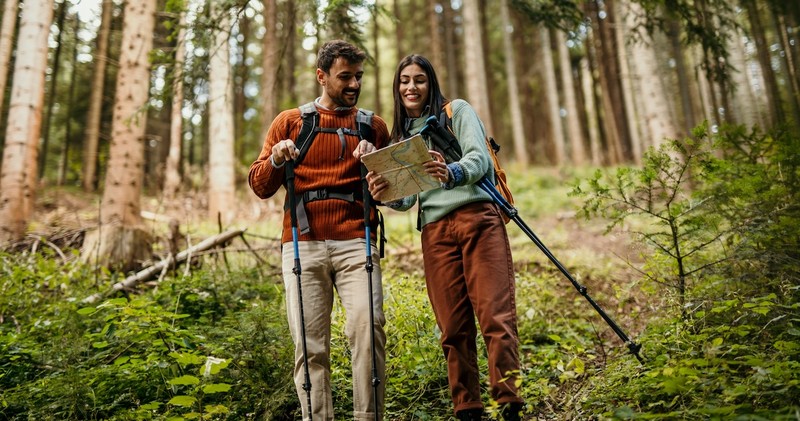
[398,63,429,118]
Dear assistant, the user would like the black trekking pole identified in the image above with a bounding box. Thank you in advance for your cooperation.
[285,161,314,418]
[361,165,381,420]
[421,117,644,364]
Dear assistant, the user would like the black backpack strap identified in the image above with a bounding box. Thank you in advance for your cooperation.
[295,102,318,165]
[356,108,374,143]
[435,102,463,161]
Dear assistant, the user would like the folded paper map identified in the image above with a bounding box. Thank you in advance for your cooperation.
[360,134,440,202]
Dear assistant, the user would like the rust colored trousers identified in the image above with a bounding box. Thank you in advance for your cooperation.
[421,201,523,413]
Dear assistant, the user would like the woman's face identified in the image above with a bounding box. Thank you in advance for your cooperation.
[398,63,429,118]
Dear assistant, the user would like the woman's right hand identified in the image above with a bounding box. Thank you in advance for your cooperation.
[366,171,390,202]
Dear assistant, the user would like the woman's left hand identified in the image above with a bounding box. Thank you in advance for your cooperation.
[424,150,449,183]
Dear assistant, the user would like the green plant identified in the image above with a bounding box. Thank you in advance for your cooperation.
[573,124,730,318]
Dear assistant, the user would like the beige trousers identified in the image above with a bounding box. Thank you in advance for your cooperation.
[281,238,385,420]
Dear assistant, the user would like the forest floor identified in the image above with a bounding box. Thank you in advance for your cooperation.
[25,182,655,419]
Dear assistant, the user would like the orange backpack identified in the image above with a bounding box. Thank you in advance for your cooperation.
[441,102,514,223]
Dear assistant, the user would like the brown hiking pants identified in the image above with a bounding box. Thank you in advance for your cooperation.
[421,201,523,413]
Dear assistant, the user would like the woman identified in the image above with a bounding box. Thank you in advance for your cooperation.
[366,54,524,420]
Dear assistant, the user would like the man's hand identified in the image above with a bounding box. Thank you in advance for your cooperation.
[352,140,376,159]
[271,139,300,166]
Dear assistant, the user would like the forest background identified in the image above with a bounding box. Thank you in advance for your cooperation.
[0,0,798,420]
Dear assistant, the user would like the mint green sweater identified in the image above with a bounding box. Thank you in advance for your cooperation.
[391,99,496,228]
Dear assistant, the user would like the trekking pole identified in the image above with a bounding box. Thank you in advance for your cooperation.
[361,165,381,420]
[421,117,644,364]
[285,161,314,418]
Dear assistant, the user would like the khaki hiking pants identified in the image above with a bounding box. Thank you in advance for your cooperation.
[281,238,386,420]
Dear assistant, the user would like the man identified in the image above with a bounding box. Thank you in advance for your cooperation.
[248,40,389,420]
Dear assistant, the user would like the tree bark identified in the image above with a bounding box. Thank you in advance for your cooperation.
[259,0,278,141]
[0,0,53,245]
[82,0,113,192]
[442,1,459,98]
[59,15,81,186]
[81,0,156,270]
[743,0,782,127]
[461,0,494,134]
[556,29,586,165]
[163,11,186,200]
[613,0,642,163]
[541,27,565,165]
[580,57,603,166]
[500,0,527,165]
[37,0,68,180]
[0,0,19,123]
[627,2,681,148]
[208,5,236,225]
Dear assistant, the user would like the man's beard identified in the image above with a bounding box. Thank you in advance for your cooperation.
[332,89,360,108]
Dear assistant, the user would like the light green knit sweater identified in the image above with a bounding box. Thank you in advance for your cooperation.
[391,99,496,228]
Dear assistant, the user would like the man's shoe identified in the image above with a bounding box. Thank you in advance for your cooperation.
[456,408,484,421]
[501,402,523,421]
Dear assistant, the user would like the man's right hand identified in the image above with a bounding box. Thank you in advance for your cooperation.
[271,139,300,166]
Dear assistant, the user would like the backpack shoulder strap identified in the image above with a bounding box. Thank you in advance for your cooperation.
[436,101,462,159]
[355,108,374,143]
[294,102,319,165]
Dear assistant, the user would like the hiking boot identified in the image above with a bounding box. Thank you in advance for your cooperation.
[501,402,523,421]
[456,408,484,421]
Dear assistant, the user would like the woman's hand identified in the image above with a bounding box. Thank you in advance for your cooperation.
[423,150,449,183]
[366,171,390,202]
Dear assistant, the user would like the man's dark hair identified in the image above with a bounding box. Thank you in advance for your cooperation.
[316,40,367,73]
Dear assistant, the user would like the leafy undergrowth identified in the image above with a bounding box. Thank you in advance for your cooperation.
[2,134,799,421]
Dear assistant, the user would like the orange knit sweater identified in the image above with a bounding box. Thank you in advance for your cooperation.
[249,105,389,243]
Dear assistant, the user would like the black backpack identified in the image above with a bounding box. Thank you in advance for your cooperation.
[293,102,374,164]
[286,102,385,254]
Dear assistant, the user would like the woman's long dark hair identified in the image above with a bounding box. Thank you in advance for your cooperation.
[390,54,448,141]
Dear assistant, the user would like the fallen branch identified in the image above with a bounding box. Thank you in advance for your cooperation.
[82,228,245,304]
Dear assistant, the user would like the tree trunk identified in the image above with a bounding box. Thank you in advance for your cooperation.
[0,0,53,245]
[163,11,186,200]
[580,57,602,166]
[627,2,681,148]
[727,21,765,127]
[59,15,81,186]
[541,27,565,165]
[394,0,404,65]
[772,9,800,127]
[0,0,19,123]
[613,0,642,163]
[82,0,113,192]
[500,0,527,165]
[743,0,782,127]
[38,0,67,180]
[260,0,278,141]
[371,5,381,116]
[592,0,630,163]
[208,6,236,225]
[556,29,586,165]
[81,0,156,270]
[233,10,248,163]
[442,1,459,98]
[428,0,444,77]
[461,0,493,134]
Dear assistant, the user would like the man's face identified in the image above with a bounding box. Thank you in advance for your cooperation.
[318,57,363,108]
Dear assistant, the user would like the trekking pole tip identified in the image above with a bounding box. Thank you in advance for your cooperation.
[627,341,645,364]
